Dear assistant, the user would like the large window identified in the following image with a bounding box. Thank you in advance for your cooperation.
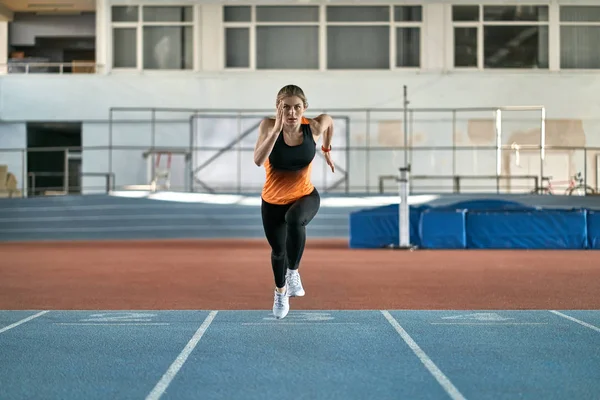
[223,5,422,70]
[452,5,549,69]
[560,6,600,69]
[111,5,194,70]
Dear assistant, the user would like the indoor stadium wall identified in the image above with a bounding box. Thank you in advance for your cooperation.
[1,73,600,195]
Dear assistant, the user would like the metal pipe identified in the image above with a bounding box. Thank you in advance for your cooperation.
[540,107,546,187]
[495,109,502,181]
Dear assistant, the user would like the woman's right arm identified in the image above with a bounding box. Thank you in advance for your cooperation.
[254,103,284,166]
[253,118,279,166]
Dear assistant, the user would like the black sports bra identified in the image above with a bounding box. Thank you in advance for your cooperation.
[268,123,316,172]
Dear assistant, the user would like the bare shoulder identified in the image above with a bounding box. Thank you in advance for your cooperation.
[259,117,275,133]
[260,117,275,128]
[308,114,332,135]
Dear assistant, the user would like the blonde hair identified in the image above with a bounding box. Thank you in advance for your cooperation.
[276,84,308,108]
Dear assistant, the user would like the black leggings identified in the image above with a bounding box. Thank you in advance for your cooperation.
[261,188,320,289]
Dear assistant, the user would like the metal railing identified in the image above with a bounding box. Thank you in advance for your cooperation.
[1,104,599,197]
[378,174,542,194]
[27,171,115,197]
[1,144,599,197]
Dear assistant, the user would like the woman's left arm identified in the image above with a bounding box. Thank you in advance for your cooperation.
[312,114,334,150]
[311,114,335,173]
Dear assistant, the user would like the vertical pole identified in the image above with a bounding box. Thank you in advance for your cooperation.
[398,85,411,249]
[21,150,26,198]
[398,165,411,248]
[64,149,69,194]
[409,110,414,167]
[452,110,457,176]
[108,108,113,187]
[540,107,546,187]
[151,109,156,184]
[189,114,195,192]
[403,85,409,169]
[495,109,502,192]
[237,112,242,194]
[366,110,370,193]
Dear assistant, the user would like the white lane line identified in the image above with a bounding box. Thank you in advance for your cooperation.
[549,310,600,333]
[431,322,546,325]
[0,311,49,334]
[54,323,170,326]
[241,322,360,325]
[145,310,218,400]
[381,311,467,400]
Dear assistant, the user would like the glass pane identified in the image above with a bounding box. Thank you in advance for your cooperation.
[225,28,249,68]
[560,26,600,69]
[143,6,193,22]
[396,27,420,67]
[113,28,136,68]
[328,26,389,69]
[560,6,600,22]
[223,6,251,22]
[484,26,548,68]
[454,27,477,67]
[143,26,193,70]
[256,26,318,69]
[326,6,389,22]
[394,6,421,22]
[112,6,138,22]
[452,5,479,22]
[256,6,319,22]
[483,6,548,22]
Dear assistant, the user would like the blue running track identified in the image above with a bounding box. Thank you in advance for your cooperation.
[1,309,599,399]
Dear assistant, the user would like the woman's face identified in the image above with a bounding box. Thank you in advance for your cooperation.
[279,95,306,126]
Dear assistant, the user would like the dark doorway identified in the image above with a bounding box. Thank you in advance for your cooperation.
[27,122,82,196]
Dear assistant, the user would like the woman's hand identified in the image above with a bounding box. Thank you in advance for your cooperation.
[323,149,334,173]
[271,101,284,135]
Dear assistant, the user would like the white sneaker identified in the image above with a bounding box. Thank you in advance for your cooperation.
[272,288,290,319]
[286,269,305,297]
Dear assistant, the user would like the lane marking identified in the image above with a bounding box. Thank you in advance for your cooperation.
[54,323,170,326]
[442,313,512,321]
[549,310,600,333]
[81,312,157,323]
[0,311,49,334]
[262,312,334,321]
[145,310,218,400]
[242,322,359,326]
[381,310,467,400]
[431,322,544,325]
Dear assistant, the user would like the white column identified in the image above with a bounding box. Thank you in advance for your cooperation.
[423,3,447,71]
[0,22,7,75]
[96,0,109,74]
[200,5,222,71]
[548,2,560,72]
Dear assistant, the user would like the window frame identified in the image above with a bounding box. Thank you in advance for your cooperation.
[449,4,551,72]
[110,4,197,72]
[558,4,600,71]
[222,4,424,72]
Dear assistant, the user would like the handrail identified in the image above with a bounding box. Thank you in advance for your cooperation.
[378,174,540,194]
[28,172,115,196]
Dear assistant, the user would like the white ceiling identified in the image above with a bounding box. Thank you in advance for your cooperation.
[0,0,95,13]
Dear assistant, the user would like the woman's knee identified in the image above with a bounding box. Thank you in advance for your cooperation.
[284,210,307,227]
[271,249,285,260]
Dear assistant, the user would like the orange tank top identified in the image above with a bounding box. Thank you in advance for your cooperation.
[261,117,315,205]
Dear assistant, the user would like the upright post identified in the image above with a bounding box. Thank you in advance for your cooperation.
[495,109,502,191]
[398,164,412,249]
[540,107,546,187]
[403,85,409,168]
